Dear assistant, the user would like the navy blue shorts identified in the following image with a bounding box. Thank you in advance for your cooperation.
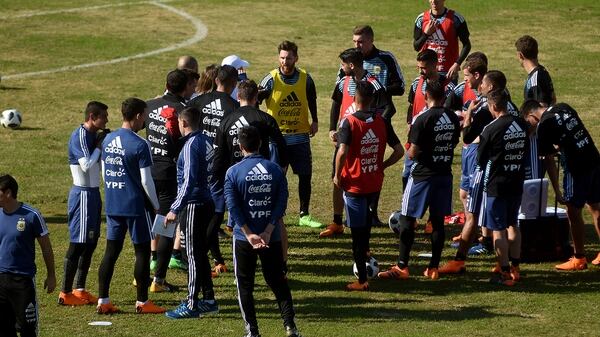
[287,142,312,176]
[343,192,376,228]
[482,195,521,231]
[402,155,415,179]
[106,211,154,244]
[563,165,600,208]
[401,175,453,218]
[68,186,101,243]
[466,166,484,214]
[460,143,478,191]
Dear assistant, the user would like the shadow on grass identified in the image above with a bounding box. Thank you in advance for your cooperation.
[0,85,26,90]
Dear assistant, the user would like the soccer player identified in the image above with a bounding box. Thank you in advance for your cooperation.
[59,101,108,306]
[97,97,165,314]
[378,81,460,280]
[0,174,56,337]
[322,48,394,237]
[333,81,403,291]
[258,40,323,228]
[164,107,218,319]
[477,90,528,285]
[146,69,194,291]
[521,100,600,270]
[515,35,556,106]
[224,126,301,337]
[413,0,471,81]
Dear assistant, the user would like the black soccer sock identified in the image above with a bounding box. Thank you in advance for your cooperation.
[155,235,174,279]
[98,239,125,298]
[62,243,86,293]
[208,212,225,265]
[397,215,416,268]
[333,214,343,225]
[151,250,157,261]
[298,174,311,215]
[75,240,98,290]
[171,249,182,259]
[351,227,370,283]
[483,236,493,250]
[134,242,151,302]
[501,265,511,273]
[429,216,445,269]
[369,191,381,221]
[510,257,520,268]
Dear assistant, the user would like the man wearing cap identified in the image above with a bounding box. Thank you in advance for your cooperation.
[222,55,250,101]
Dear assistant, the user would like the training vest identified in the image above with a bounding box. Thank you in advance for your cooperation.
[265,68,311,135]
[339,76,357,124]
[462,83,477,107]
[412,77,428,121]
[421,9,459,73]
[340,113,387,194]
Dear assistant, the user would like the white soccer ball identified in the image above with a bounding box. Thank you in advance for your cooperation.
[1,109,22,129]
[388,210,402,234]
[353,257,379,279]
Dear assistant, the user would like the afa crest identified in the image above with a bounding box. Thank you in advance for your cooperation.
[17,218,26,231]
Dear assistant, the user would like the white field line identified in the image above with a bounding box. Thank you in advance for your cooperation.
[1,1,207,81]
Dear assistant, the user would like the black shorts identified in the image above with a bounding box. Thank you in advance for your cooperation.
[155,179,178,216]
[0,273,38,337]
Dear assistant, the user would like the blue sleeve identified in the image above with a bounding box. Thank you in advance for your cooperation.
[269,167,288,224]
[71,129,88,160]
[30,208,48,237]
[170,141,200,213]
[139,140,153,169]
[224,168,247,229]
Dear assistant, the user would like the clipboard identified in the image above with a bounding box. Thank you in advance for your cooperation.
[151,214,177,238]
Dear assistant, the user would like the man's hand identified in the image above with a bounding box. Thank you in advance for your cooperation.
[310,121,318,137]
[95,129,110,149]
[329,130,338,144]
[333,175,340,188]
[44,274,56,293]
[165,211,177,226]
[247,233,268,249]
[259,230,272,246]
[447,62,461,81]
[464,99,481,125]
[424,20,438,36]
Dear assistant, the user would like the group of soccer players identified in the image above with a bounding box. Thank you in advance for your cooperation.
[3,1,600,336]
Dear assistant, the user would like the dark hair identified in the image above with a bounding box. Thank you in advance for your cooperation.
[486,89,508,112]
[166,69,189,94]
[237,80,259,101]
[278,40,298,56]
[353,25,374,38]
[484,70,507,91]
[238,125,261,152]
[85,101,108,120]
[354,81,374,106]
[121,97,147,121]
[177,55,198,72]
[178,107,200,130]
[520,99,543,119]
[197,64,218,94]
[515,35,538,60]
[339,48,363,66]
[463,52,488,76]
[0,174,18,199]
[425,80,445,102]
[217,65,238,86]
[416,49,438,65]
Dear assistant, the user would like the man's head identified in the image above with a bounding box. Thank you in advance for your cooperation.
[463,52,488,90]
[0,174,18,205]
[177,55,199,73]
[121,97,147,132]
[237,80,259,104]
[416,49,438,78]
[178,106,200,135]
[486,89,508,117]
[215,65,238,94]
[352,25,374,56]
[520,99,545,127]
[424,80,445,107]
[182,69,200,99]
[197,64,218,95]
[429,0,446,13]
[278,40,299,75]
[354,80,374,110]
[480,70,507,96]
[515,35,538,65]
[238,125,261,154]
[166,69,189,96]
[339,48,364,76]
[84,101,108,131]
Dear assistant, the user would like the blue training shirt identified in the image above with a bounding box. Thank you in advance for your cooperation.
[0,203,48,277]
[170,131,213,213]
[68,125,96,165]
[224,154,288,242]
[102,128,153,216]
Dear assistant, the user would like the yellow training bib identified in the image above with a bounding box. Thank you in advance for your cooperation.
[265,68,310,135]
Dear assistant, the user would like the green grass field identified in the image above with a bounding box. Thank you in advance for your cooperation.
[1,0,600,336]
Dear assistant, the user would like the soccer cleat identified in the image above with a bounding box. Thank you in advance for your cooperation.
[97,302,120,314]
[72,290,98,304]
[195,300,219,316]
[490,272,515,286]
[555,256,587,271]
[345,281,369,291]
[510,266,521,281]
[150,280,175,293]
[438,260,466,274]
[299,215,324,228]
[58,292,88,306]
[491,262,501,274]
[169,257,188,270]
[165,302,201,319]
[150,259,157,272]
[424,220,433,234]
[319,223,344,237]
[468,243,492,256]
[136,300,166,314]
[591,252,600,266]
[377,265,409,280]
[423,268,439,280]
[285,325,303,337]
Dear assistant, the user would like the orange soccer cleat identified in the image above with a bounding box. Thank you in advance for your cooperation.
[345,281,369,291]
[555,256,587,271]
[319,223,344,238]
[438,260,466,274]
[136,300,166,314]
[97,302,120,314]
[58,292,87,306]
[377,265,409,280]
[72,289,98,304]
[591,252,600,266]
[423,268,439,280]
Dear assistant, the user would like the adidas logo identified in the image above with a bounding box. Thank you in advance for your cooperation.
[245,163,272,181]
[201,99,224,117]
[104,136,125,155]
[361,128,379,145]
[279,91,302,107]
[504,121,526,140]
[343,102,357,117]
[427,28,448,46]
[229,116,250,136]
[434,113,455,131]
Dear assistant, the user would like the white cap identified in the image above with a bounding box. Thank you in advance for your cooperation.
[221,55,250,69]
